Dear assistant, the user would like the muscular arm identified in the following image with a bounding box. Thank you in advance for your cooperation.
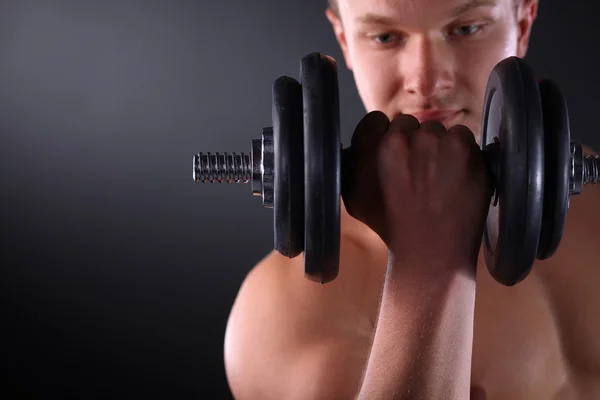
[357,252,477,400]
[224,234,388,400]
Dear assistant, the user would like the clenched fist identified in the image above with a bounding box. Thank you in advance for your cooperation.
[341,111,493,270]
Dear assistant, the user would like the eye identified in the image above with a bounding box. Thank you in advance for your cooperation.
[375,34,394,44]
[370,33,400,45]
[452,24,483,37]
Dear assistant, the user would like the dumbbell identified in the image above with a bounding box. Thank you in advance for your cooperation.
[193,53,599,287]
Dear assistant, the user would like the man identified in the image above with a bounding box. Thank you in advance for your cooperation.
[224,0,600,398]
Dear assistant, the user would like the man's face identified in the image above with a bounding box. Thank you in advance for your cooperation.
[327,0,538,141]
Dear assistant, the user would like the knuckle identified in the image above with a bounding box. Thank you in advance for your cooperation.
[351,111,390,150]
[446,135,468,153]
[413,127,441,148]
[379,129,406,155]
[377,132,409,174]
[415,134,438,149]
[446,125,475,151]
[419,119,446,133]
[389,114,420,132]
[449,124,475,141]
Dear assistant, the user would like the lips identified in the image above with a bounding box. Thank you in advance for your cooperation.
[401,109,463,126]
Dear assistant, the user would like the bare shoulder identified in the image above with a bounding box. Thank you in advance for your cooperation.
[224,235,387,400]
[536,144,600,394]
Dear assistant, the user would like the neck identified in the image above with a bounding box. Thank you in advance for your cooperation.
[340,197,388,253]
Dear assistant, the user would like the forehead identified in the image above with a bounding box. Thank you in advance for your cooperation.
[339,0,505,24]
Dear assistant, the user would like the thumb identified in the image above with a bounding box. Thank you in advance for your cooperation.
[341,111,389,223]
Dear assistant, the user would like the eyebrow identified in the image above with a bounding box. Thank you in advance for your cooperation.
[451,0,497,17]
[355,0,497,26]
[355,13,397,26]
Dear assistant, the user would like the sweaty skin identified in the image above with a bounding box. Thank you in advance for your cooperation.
[224,0,600,399]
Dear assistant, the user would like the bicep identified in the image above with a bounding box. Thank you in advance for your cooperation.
[224,252,373,400]
[226,333,368,400]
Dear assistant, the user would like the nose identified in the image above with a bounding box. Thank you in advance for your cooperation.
[401,36,454,100]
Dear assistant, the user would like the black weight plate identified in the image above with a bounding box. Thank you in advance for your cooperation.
[480,57,545,286]
[537,79,571,260]
[273,76,305,258]
[300,53,341,284]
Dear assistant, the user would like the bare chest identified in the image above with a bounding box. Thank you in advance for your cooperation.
[469,258,570,399]
[339,231,577,399]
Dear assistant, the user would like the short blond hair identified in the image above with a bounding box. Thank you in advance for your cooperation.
[327,0,522,20]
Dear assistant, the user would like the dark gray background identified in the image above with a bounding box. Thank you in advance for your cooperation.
[0,1,597,398]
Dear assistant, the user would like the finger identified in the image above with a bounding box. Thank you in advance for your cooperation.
[447,124,491,192]
[419,119,447,137]
[447,124,478,151]
[388,114,420,137]
[375,114,420,185]
[350,110,390,154]
[447,124,476,142]
[343,111,389,209]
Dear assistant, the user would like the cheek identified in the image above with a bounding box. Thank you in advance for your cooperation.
[347,40,399,113]
[458,33,518,86]
[353,56,399,113]
[457,23,519,79]
[456,29,520,132]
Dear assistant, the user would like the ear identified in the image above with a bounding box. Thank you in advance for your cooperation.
[516,0,539,58]
[325,8,353,71]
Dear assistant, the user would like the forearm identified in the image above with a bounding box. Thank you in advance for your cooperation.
[357,252,477,400]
